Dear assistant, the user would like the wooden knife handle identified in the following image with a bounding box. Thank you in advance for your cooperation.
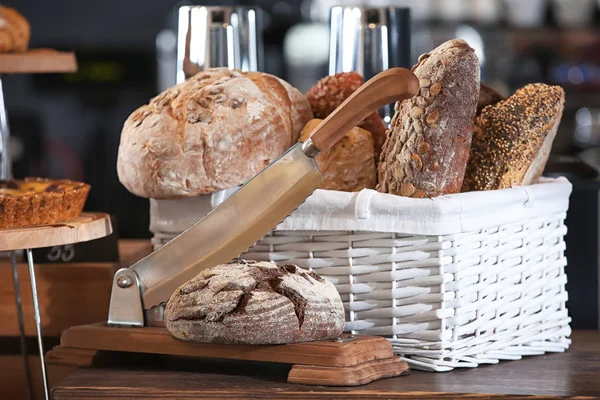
[307,68,419,154]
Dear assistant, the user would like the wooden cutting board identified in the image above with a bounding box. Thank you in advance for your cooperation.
[47,323,409,386]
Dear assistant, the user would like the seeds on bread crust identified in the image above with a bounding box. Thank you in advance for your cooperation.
[376,39,480,198]
[462,83,565,191]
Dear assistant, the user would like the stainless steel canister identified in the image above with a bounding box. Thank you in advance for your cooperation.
[328,6,411,124]
[176,6,263,84]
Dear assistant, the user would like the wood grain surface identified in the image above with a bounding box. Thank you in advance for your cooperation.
[57,324,395,367]
[0,239,152,337]
[0,355,45,400]
[50,331,600,399]
[288,357,409,386]
[0,50,77,74]
[0,212,112,251]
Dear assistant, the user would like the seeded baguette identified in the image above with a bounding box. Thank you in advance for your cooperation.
[462,83,565,192]
[377,39,480,198]
[164,260,345,345]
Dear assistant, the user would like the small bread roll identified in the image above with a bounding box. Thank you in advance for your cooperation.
[0,6,30,53]
[299,119,376,192]
[306,72,387,158]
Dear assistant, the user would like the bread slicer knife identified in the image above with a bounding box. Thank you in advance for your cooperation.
[108,68,419,327]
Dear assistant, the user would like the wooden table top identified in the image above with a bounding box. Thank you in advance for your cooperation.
[51,330,600,399]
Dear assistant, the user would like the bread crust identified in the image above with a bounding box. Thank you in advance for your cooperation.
[377,39,480,198]
[164,260,345,345]
[306,72,387,158]
[0,6,30,53]
[299,119,376,192]
[462,83,565,192]
[117,68,312,199]
[478,83,505,115]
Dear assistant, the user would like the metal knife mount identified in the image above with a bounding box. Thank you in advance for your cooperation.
[109,142,324,328]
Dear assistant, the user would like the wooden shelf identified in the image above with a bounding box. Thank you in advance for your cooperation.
[0,212,112,251]
[0,50,76,74]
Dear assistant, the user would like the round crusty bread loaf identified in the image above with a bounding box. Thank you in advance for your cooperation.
[299,119,376,192]
[164,260,345,345]
[0,6,30,53]
[117,68,312,199]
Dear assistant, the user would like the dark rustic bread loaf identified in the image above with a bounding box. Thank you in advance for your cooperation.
[164,260,345,345]
[376,39,480,198]
[462,83,565,192]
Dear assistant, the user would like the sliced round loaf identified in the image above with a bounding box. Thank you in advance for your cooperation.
[164,260,345,345]
[117,68,312,199]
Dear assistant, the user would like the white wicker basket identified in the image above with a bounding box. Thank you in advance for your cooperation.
[150,177,573,372]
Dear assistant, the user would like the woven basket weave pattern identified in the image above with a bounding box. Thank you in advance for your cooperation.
[242,212,571,371]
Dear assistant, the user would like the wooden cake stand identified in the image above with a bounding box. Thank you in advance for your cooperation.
[0,213,112,400]
[0,49,79,400]
[0,50,77,75]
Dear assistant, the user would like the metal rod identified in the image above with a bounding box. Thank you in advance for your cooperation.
[26,249,49,400]
[11,251,33,400]
[1,75,31,397]
[0,75,12,178]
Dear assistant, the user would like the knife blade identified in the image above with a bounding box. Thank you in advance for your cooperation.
[129,68,420,311]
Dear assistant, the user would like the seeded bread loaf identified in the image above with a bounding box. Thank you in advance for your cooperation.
[306,72,388,158]
[164,260,345,345]
[462,83,565,192]
[117,68,312,199]
[299,119,376,192]
[377,39,480,198]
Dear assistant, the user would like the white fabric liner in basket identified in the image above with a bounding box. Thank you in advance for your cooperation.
[150,177,573,372]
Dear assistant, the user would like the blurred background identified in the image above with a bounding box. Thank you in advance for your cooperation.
[0,0,598,329]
